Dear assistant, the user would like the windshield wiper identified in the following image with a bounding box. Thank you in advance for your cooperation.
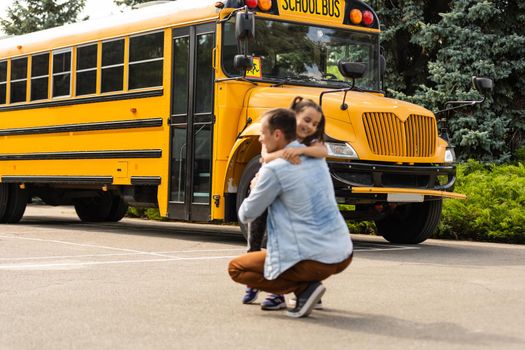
[271,75,320,87]
[320,78,352,88]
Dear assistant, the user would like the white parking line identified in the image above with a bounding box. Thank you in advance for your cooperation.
[0,248,246,262]
[0,255,239,270]
[0,234,176,258]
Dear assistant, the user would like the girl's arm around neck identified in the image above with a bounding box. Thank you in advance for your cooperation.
[279,141,327,164]
[261,149,285,163]
[300,141,328,158]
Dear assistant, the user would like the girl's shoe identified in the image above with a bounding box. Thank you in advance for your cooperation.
[261,294,287,310]
[242,287,259,304]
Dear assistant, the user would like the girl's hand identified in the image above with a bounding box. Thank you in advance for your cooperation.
[282,148,303,164]
[250,172,259,190]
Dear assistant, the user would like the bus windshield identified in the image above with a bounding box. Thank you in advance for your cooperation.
[222,17,380,91]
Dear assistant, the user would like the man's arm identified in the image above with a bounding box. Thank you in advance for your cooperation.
[238,166,281,223]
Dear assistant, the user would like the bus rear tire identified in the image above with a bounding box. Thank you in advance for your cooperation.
[236,156,262,239]
[0,184,8,220]
[375,199,443,244]
[74,191,114,222]
[1,184,29,224]
[107,195,129,222]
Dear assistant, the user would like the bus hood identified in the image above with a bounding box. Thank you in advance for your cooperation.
[246,86,444,162]
[246,86,433,140]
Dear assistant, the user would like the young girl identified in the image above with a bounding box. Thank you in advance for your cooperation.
[243,96,328,310]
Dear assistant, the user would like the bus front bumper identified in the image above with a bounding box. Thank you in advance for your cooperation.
[328,161,465,203]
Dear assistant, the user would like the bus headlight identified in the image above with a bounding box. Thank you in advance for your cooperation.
[326,142,359,159]
[444,148,456,163]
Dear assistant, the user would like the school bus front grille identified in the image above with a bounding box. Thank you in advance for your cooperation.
[362,113,437,157]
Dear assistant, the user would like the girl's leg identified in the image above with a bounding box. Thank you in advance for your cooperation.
[247,209,267,252]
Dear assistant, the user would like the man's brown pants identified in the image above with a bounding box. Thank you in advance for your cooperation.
[228,251,352,296]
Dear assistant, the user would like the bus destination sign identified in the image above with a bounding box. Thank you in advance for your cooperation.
[279,0,343,20]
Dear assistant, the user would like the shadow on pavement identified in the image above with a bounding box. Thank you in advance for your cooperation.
[261,308,522,346]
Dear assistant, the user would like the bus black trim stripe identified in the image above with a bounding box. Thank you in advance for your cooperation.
[131,176,161,185]
[1,176,113,184]
[0,89,163,112]
[0,118,163,136]
[0,149,162,161]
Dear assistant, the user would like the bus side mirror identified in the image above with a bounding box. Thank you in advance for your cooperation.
[379,55,386,78]
[235,11,255,41]
[472,77,493,93]
[234,54,253,71]
[338,61,367,79]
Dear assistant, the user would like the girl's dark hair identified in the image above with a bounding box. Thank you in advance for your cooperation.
[290,96,325,146]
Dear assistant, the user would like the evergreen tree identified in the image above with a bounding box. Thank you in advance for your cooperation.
[370,0,524,162]
[415,0,525,162]
[0,0,86,35]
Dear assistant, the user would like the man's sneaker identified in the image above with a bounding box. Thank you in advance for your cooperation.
[289,297,323,310]
[242,287,259,304]
[261,294,287,310]
[286,282,326,318]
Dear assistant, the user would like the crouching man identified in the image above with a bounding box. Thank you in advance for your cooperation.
[228,108,353,318]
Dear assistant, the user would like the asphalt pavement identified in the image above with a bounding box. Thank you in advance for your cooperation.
[0,205,524,350]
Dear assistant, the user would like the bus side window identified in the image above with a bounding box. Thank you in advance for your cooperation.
[76,44,98,96]
[10,57,28,103]
[0,60,6,104]
[101,38,124,93]
[129,31,164,90]
[31,52,50,101]
[52,49,72,98]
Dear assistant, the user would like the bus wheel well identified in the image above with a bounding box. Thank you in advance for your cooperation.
[223,137,261,222]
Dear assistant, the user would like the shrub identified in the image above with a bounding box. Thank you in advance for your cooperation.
[436,160,525,243]
[126,207,163,221]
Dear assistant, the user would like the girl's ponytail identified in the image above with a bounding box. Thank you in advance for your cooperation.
[290,96,304,110]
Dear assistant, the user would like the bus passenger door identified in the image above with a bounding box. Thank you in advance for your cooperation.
[168,24,215,221]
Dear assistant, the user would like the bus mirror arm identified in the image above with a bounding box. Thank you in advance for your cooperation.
[435,76,493,116]
[237,117,253,139]
[319,87,352,109]
[215,75,258,85]
[434,76,493,139]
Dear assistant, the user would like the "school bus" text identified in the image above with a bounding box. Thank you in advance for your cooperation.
[281,0,341,17]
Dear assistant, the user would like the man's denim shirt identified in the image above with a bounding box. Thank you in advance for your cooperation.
[238,141,353,280]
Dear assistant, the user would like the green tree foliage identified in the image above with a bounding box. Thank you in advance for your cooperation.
[370,0,525,162]
[0,0,86,35]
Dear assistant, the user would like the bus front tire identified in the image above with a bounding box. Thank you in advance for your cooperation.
[1,184,29,224]
[236,156,262,240]
[375,199,443,244]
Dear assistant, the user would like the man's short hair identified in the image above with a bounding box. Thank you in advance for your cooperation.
[263,108,296,141]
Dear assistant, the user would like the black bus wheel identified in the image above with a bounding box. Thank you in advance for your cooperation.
[1,184,29,224]
[0,184,8,220]
[74,191,114,222]
[106,195,129,222]
[375,199,443,244]
[236,156,262,239]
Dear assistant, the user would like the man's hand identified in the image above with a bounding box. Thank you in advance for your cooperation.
[282,148,302,164]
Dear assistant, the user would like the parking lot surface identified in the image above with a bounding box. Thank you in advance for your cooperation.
[1,205,524,350]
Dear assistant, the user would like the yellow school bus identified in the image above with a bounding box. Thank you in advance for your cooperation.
[0,0,489,243]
